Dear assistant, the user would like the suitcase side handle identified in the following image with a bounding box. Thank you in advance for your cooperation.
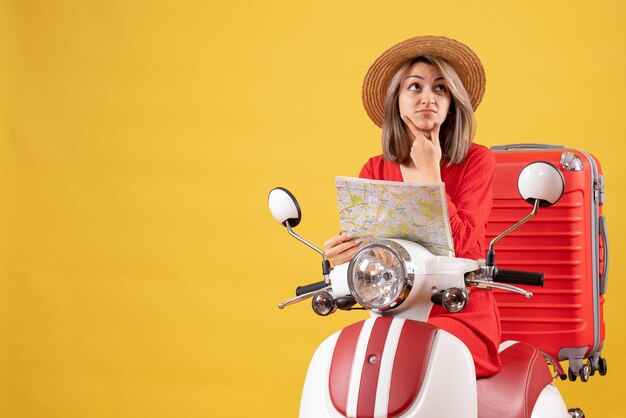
[490,143,565,151]
[599,215,609,294]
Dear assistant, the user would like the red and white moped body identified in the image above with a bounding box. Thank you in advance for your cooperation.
[300,253,570,418]
[269,162,584,418]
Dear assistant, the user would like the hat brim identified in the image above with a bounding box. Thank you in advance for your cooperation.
[362,36,486,128]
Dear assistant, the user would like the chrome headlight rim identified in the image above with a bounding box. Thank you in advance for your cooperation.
[347,239,414,312]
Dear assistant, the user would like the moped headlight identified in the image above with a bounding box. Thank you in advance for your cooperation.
[347,240,413,311]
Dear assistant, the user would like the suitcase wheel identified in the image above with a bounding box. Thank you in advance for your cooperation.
[568,367,577,382]
[587,359,596,376]
[567,364,591,382]
[589,356,608,376]
[579,364,590,382]
[598,357,608,376]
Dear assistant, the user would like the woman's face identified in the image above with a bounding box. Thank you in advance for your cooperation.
[398,61,452,132]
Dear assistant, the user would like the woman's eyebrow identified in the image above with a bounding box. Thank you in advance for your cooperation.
[405,75,445,81]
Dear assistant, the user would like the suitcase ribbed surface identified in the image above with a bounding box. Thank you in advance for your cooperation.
[487,149,606,362]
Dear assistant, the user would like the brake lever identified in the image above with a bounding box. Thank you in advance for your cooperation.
[466,278,533,299]
[278,286,332,309]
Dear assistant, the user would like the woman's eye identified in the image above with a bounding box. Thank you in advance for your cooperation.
[435,85,447,92]
[408,84,421,91]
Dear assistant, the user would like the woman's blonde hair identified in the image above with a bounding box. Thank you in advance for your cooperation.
[381,55,475,165]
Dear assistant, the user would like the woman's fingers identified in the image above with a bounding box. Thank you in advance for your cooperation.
[403,115,434,157]
[326,238,361,259]
[430,122,441,150]
[323,233,355,250]
[323,233,362,265]
[328,243,361,265]
[430,122,440,141]
[407,120,442,182]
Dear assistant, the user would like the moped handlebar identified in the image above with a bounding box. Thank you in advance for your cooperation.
[296,281,328,296]
[494,269,544,287]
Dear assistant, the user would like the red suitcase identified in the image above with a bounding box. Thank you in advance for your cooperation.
[486,144,608,381]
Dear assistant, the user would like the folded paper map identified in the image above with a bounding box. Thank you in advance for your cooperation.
[335,176,454,257]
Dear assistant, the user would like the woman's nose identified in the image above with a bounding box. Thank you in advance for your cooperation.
[420,89,435,104]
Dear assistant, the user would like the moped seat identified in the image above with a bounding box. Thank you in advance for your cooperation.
[477,342,554,418]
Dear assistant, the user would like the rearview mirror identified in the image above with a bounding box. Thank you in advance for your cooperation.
[268,187,302,228]
[518,162,565,207]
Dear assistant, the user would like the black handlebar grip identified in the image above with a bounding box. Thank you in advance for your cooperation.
[295,281,327,296]
[494,269,544,287]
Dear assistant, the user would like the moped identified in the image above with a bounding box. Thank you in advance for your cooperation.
[269,162,585,418]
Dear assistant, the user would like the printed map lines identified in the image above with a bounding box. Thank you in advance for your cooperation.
[335,177,454,256]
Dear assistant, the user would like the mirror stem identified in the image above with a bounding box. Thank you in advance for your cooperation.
[286,221,326,258]
[285,221,331,284]
[486,199,541,266]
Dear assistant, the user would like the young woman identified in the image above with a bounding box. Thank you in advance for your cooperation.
[324,36,501,377]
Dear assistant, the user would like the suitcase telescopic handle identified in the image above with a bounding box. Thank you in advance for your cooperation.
[494,269,544,287]
[490,143,565,151]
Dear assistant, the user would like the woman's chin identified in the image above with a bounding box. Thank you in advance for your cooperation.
[415,120,435,131]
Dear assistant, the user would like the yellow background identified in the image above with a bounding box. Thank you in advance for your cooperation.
[1,1,624,417]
